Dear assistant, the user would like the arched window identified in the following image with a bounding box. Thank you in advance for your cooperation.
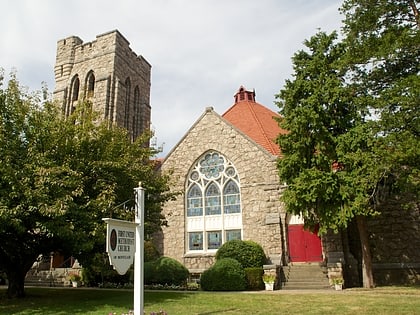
[124,77,131,129]
[86,71,95,98]
[71,75,80,102]
[186,151,242,253]
[133,86,140,138]
[223,180,241,214]
[69,75,80,116]
[187,184,203,216]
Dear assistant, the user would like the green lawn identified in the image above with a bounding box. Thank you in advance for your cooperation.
[0,286,419,315]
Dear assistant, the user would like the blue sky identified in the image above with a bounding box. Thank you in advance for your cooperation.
[0,0,343,157]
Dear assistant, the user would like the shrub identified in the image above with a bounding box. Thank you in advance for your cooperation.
[200,258,246,291]
[144,260,156,285]
[144,240,160,262]
[215,240,267,268]
[244,267,265,290]
[145,256,189,286]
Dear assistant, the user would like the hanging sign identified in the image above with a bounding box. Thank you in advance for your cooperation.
[102,218,137,275]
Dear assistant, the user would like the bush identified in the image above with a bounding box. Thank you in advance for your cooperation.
[144,256,189,286]
[144,260,156,285]
[200,258,246,291]
[215,240,267,268]
[244,267,265,290]
[82,253,132,287]
[144,240,160,262]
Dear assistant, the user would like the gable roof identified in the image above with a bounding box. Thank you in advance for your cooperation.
[222,86,286,156]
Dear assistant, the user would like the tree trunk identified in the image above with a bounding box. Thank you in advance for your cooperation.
[356,215,374,288]
[6,268,27,298]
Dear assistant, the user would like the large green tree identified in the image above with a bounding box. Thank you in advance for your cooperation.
[340,0,420,198]
[275,32,381,288]
[276,0,419,288]
[0,71,174,298]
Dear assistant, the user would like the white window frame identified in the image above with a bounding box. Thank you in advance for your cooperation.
[186,151,242,254]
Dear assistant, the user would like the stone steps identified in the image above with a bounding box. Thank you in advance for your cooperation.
[282,263,331,290]
[25,268,72,287]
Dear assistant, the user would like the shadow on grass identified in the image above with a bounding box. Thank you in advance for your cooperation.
[0,287,191,315]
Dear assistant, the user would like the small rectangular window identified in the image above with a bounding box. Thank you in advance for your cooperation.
[189,232,203,250]
[207,231,222,249]
[226,230,241,242]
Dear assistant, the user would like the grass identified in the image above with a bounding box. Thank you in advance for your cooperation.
[0,286,419,315]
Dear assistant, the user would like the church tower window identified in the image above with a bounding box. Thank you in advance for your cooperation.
[124,77,131,129]
[69,75,80,115]
[133,86,141,139]
[186,151,242,253]
[86,71,95,99]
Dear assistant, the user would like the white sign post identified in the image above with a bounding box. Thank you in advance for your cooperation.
[103,183,144,315]
[133,184,145,315]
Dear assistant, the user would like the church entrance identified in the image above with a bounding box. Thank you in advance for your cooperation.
[287,215,323,262]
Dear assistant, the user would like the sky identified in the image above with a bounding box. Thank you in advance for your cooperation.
[0,0,344,157]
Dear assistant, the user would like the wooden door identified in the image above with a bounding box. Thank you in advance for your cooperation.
[288,224,322,262]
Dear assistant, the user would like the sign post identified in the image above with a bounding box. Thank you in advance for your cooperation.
[134,183,145,315]
[103,183,144,315]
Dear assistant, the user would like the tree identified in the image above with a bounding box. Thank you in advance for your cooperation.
[275,31,385,288]
[340,0,420,198]
[276,1,419,288]
[0,71,174,298]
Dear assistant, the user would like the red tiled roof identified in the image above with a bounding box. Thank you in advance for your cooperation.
[222,86,286,156]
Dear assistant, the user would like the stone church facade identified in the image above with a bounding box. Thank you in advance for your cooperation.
[53,30,151,141]
[156,87,324,274]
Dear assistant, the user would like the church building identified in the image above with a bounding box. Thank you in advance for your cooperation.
[156,86,325,276]
[156,85,420,287]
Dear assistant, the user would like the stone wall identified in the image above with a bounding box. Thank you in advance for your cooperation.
[368,198,420,285]
[53,30,151,140]
[157,107,287,272]
[321,198,420,286]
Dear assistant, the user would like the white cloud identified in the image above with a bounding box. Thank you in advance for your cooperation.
[0,0,343,157]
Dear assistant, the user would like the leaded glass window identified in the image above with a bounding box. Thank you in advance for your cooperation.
[205,183,221,215]
[207,231,222,249]
[223,180,240,214]
[186,151,242,252]
[226,229,242,241]
[187,184,203,216]
[189,232,203,250]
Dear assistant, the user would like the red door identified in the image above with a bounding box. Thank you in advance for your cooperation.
[288,225,322,262]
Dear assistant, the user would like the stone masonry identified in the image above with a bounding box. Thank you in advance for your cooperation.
[157,107,288,272]
[53,30,151,140]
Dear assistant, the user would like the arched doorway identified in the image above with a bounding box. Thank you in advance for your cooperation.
[287,215,322,262]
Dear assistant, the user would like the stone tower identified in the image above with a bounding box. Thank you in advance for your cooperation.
[53,30,151,140]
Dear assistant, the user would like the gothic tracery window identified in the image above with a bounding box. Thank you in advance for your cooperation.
[186,151,242,252]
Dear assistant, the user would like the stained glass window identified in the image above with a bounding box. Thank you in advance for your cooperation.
[187,184,203,216]
[223,180,240,214]
[189,232,203,250]
[226,230,242,241]
[186,151,242,252]
[207,231,222,249]
[200,152,225,179]
[205,183,221,215]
